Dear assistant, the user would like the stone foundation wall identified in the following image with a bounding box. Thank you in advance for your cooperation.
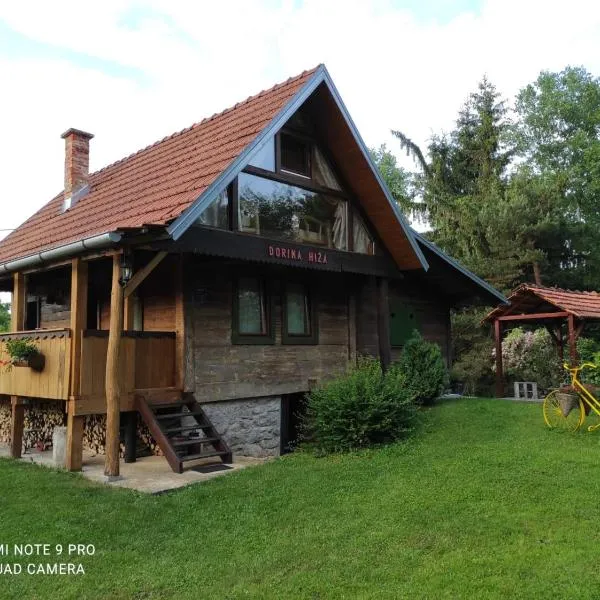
[201,396,281,457]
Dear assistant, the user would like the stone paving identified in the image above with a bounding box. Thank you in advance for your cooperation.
[0,445,267,494]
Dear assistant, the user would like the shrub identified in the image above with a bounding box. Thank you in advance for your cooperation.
[500,327,562,391]
[577,337,600,386]
[450,308,495,396]
[397,332,448,405]
[5,339,39,361]
[303,356,417,454]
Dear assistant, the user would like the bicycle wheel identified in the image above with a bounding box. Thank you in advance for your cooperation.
[543,390,584,431]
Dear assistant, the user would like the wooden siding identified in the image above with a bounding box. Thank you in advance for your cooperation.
[388,281,451,365]
[76,332,175,415]
[185,261,352,402]
[0,330,71,400]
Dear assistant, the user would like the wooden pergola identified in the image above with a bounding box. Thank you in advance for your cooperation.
[484,284,600,398]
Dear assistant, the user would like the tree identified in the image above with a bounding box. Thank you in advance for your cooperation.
[393,77,519,291]
[0,303,9,332]
[368,144,419,218]
[512,67,600,288]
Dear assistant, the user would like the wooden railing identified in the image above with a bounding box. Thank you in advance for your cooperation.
[0,329,72,400]
[76,330,176,415]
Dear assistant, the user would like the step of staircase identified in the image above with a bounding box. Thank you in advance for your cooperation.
[180,450,231,462]
[171,437,219,448]
[136,392,232,474]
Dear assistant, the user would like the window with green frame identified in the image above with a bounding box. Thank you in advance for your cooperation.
[282,282,318,345]
[232,277,274,344]
[389,298,419,347]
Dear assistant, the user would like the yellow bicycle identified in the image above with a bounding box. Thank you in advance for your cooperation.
[543,363,600,432]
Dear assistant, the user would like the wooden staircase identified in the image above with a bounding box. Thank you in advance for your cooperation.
[136,391,232,474]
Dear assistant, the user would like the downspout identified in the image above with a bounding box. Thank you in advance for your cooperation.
[0,232,122,275]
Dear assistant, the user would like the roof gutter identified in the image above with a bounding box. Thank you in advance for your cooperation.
[0,232,122,275]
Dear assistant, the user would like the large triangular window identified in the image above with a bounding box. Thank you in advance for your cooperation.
[194,108,374,254]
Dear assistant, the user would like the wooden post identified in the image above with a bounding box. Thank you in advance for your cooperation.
[494,319,504,398]
[66,406,84,471]
[557,326,564,363]
[568,313,578,366]
[347,291,357,367]
[123,295,135,331]
[10,396,25,459]
[105,255,124,478]
[66,258,87,471]
[174,255,185,390]
[123,411,137,463]
[11,272,25,331]
[376,277,391,372]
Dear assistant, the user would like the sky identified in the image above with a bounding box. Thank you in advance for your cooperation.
[1,0,600,243]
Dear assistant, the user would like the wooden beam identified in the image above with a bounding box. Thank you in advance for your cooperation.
[67,258,87,471]
[10,396,25,459]
[494,319,504,398]
[123,251,167,299]
[69,258,88,396]
[65,406,84,471]
[568,313,578,366]
[105,255,124,478]
[575,321,585,340]
[123,294,135,331]
[497,311,570,322]
[376,277,391,372]
[174,255,185,390]
[123,411,137,464]
[11,272,25,331]
[348,290,357,366]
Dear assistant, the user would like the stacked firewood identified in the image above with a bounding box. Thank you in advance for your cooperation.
[0,399,65,449]
[137,414,163,457]
[83,413,161,457]
[0,397,161,458]
[0,399,11,443]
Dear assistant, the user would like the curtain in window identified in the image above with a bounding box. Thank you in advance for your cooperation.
[238,278,266,334]
[332,202,347,250]
[353,212,374,255]
[313,146,341,190]
[287,284,309,335]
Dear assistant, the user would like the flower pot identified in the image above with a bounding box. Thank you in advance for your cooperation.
[12,353,45,372]
[557,392,578,418]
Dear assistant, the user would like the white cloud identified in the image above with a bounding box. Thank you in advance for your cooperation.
[1,0,600,236]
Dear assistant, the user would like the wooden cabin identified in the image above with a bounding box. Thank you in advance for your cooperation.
[0,65,505,474]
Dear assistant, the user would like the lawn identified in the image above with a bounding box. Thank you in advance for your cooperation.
[2,398,600,599]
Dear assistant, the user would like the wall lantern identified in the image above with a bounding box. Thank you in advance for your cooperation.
[119,252,133,287]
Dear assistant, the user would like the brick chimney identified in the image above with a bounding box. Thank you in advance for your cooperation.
[60,128,94,211]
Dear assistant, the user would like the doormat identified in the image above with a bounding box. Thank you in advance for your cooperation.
[189,464,233,474]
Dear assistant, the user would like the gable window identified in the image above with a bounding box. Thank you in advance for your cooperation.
[248,137,275,172]
[196,188,229,229]
[280,133,311,178]
[238,173,347,250]
[233,277,274,344]
[353,211,375,255]
[283,283,318,344]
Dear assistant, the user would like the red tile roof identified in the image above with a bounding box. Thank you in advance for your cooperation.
[485,283,600,321]
[0,67,319,265]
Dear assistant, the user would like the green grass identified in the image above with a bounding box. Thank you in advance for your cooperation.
[2,399,600,599]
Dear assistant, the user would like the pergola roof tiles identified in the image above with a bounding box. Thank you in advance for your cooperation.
[484,284,600,322]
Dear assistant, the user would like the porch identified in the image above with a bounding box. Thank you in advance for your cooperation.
[0,445,263,494]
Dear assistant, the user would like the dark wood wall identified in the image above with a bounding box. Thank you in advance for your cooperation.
[184,259,353,402]
[388,280,451,366]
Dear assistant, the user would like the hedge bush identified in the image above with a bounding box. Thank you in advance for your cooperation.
[303,356,417,454]
[397,331,448,405]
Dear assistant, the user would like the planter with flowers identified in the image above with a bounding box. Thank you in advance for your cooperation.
[3,339,45,372]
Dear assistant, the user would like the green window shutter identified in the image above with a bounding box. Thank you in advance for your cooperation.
[389,298,419,347]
